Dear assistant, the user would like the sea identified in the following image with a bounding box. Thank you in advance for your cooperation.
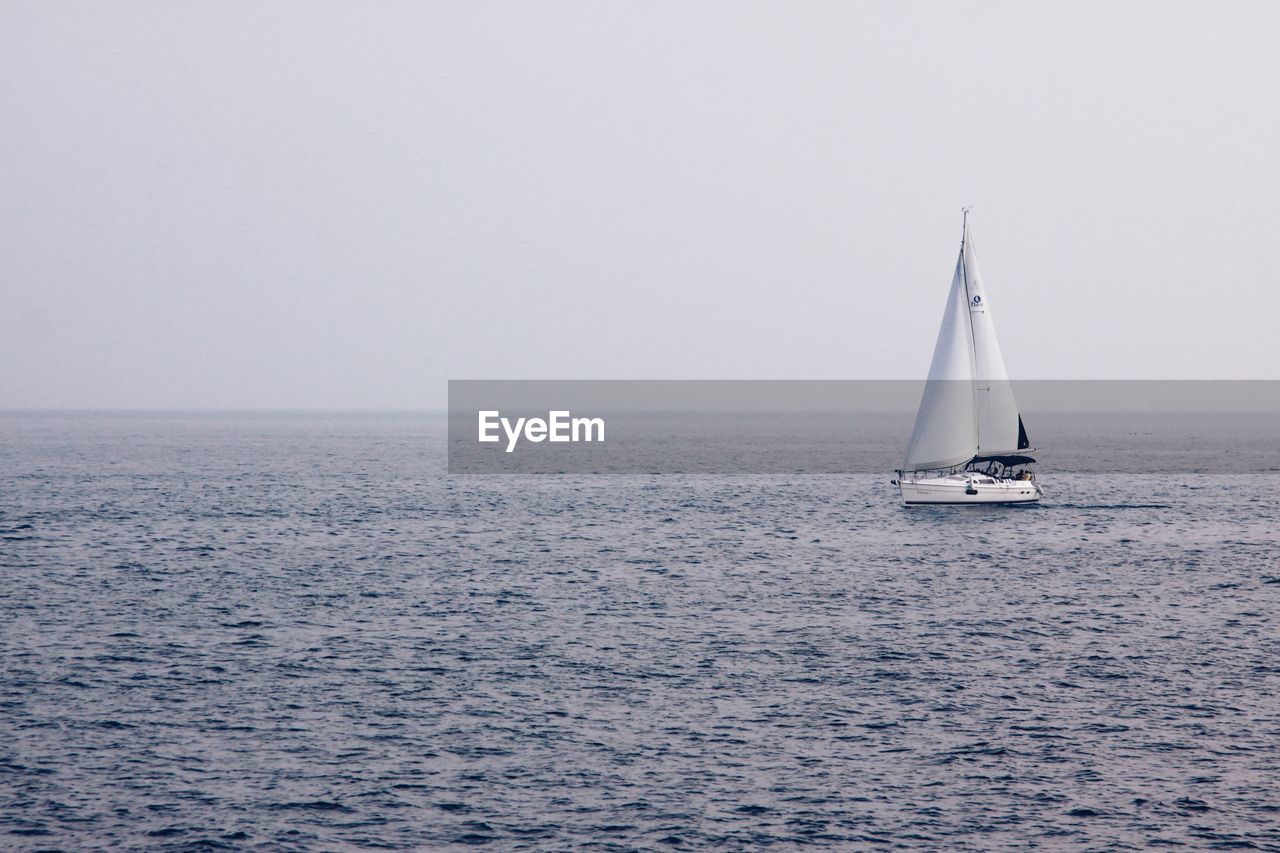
[2,411,1279,850]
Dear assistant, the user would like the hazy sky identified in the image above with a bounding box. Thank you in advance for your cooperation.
[3,1,1278,408]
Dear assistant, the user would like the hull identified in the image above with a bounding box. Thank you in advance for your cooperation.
[898,474,1041,505]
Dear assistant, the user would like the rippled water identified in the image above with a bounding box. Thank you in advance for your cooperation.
[3,413,1279,849]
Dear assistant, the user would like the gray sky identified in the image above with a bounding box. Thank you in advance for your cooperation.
[3,1,1278,409]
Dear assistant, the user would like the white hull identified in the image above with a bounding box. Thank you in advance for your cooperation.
[898,473,1041,505]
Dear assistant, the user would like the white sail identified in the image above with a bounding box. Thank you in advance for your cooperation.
[903,211,1032,473]
[903,253,979,471]
[960,220,1024,454]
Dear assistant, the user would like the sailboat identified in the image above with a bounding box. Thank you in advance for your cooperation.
[895,209,1042,505]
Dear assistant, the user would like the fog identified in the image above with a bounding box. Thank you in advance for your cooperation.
[3,1,1278,408]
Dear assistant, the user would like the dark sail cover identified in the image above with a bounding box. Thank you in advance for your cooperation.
[971,453,1036,466]
[1017,415,1030,450]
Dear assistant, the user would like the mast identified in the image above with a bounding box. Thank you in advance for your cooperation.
[960,206,982,454]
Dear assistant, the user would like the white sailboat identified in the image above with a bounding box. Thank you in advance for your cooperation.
[895,209,1042,505]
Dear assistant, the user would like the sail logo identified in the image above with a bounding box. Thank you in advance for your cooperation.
[971,295,983,306]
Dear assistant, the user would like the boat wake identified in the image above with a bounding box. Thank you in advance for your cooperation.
[1049,503,1172,510]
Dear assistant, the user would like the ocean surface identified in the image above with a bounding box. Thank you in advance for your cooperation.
[3,412,1279,850]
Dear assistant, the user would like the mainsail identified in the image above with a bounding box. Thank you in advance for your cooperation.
[903,211,1031,472]
[962,219,1023,455]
